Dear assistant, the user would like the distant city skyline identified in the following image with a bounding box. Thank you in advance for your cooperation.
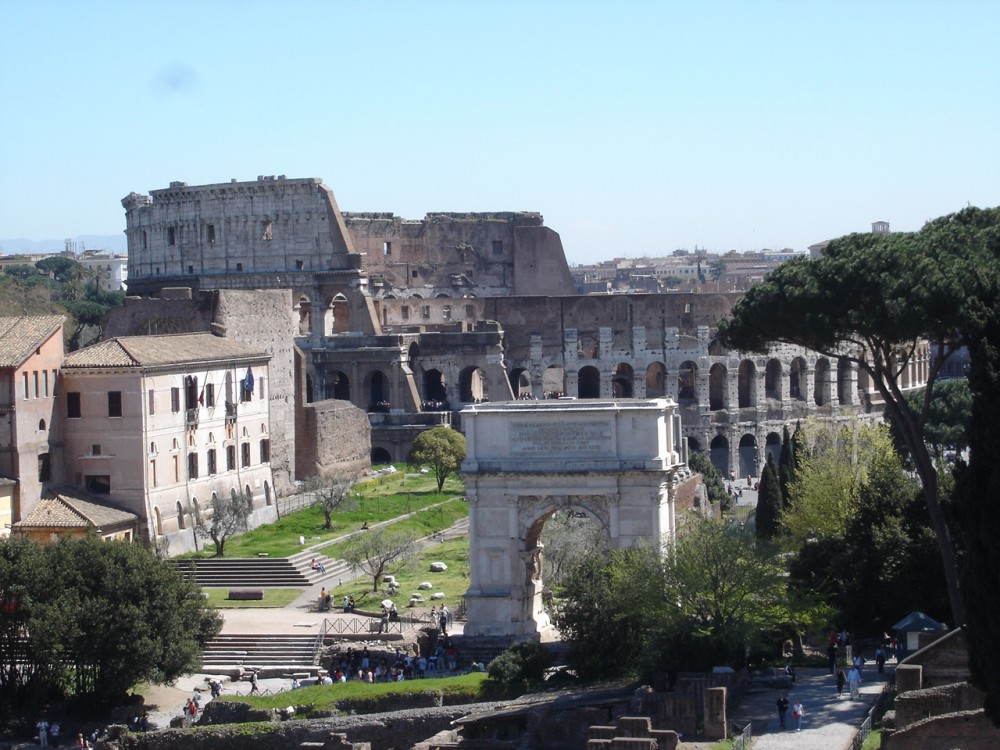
[2,1,997,265]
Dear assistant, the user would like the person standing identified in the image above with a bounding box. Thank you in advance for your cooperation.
[792,700,805,732]
[776,694,790,730]
[836,668,847,697]
[875,646,887,673]
[848,664,862,698]
[827,643,838,674]
[36,718,50,747]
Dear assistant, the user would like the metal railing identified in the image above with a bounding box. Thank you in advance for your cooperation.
[731,719,752,750]
[312,617,331,666]
[849,673,895,750]
[320,614,430,637]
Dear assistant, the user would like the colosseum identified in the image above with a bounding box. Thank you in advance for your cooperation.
[121,175,929,482]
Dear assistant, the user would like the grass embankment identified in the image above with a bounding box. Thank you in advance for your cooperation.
[180,470,466,559]
[219,672,517,713]
[202,588,305,608]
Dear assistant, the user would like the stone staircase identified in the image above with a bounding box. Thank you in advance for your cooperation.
[174,555,330,588]
[201,633,320,677]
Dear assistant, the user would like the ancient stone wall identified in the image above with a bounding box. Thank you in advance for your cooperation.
[886,708,1000,750]
[298,399,371,481]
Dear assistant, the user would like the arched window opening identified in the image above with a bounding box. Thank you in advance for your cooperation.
[678,361,698,405]
[710,435,729,477]
[738,433,758,480]
[737,360,756,408]
[814,358,831,406]
[577,366,601,399]
[543,365,566,399]
[709,363,728,410]
[645,362,667,398]
[459,366,488,403]
[790,358,807,400]
[423,369,448,409]
[765,359,782,400]
[612,363,633,398]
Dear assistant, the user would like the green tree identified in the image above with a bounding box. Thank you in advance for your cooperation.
[777,425,796,508]
[410,426,466,492]
[709,259,727,290]
[304,475,353,530]
[0,537,220,716]
[539,510,608,587]
[688,451,729,509]
[341,526,418,592]
[199,490,253,556]
[755,454,781,541]
[886,379,972,462]
[717,209,1000,626]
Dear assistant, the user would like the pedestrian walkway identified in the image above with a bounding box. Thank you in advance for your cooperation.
[733,665,892,750]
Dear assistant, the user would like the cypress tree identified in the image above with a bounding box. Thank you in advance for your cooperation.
[778,425,793,508]
[755,454,782,541]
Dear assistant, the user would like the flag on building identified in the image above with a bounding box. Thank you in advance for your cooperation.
[244,367,254,395]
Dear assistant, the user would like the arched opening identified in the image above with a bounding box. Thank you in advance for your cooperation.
[176,501,186,530]
[765,359,782,400]
[423,369,448,407]
[577,366,601,399]
[790,357,807,400]
[678,361,698,405]
[153,507,163,537]
[738,433,758,479]
[296,295,312,335]
[737,360,756,408]
[264,482,271,507]
[765,432,781,465]
[710,435,729,477]
[709,363,728,410]
[330,293,350,335]
[38,418,46,431]
[459,366,488,403]
[192,497,202,525]
[837,357,853,405]
[367,370,390,412]
[611,363,633,398]
[509,368,532,399]
[543,365,566,399]
[814,358,830,406]
[857,366,874,412]
[538,508,609,591]
[371,446,393,465]
[708,339,726,356]
[645,362,666,398]
[687,436,702,454]
[327,371,351,401]
[245,484,253,509]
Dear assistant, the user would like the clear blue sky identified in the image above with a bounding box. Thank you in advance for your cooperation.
[1,0,998,264]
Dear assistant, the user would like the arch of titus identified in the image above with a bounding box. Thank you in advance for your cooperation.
[461,398,687,638]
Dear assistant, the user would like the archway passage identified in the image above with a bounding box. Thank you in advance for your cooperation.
[327,371,350,401]
[710,434,729,477]
[423,369,448,406]
[460,366,488,403]
[461,399,685,638]
[371,446,392,465]
[738,433,758,480]
[577,365,601,398]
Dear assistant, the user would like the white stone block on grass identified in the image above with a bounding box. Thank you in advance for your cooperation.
[429,562,448,572]
[419,581,433,590]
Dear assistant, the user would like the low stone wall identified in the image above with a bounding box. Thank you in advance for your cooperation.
[886,708,1000,750]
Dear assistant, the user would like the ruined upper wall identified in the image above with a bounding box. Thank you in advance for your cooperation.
[122,176,360,286]
[343,211,575,298]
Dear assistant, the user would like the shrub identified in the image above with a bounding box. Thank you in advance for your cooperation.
[487,640,552,683]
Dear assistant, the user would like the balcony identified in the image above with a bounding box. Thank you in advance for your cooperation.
[186,408,199,427]
[225,402,237,423]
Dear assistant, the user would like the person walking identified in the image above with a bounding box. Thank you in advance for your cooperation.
[776,694,790,730]
[848,664,862,699]
[249,671,261,695]
[836,668,847,697]
[792,700,805,732]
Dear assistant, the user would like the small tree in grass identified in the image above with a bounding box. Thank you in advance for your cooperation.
[304,475,353,530]
[200,489,253,556]
[487,640,552,683]
[341,526,418,592]
[410,426,466,492]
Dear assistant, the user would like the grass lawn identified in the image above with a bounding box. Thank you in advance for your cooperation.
[180,470,465,559]
[202,588,305,608]
[862,729,881,749]
[219,671,518,713]
[325,536,470,613]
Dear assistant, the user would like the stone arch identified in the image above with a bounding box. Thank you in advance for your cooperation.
[837,357,853,405]
[709,363,728,410]
[153,506,163,537]
[295,294,312,335]
[509,367,531,398]
[708,338,725,356]
[543,365,566,398]
[176,500,186,530]
[645,362,667,398]
[462,399,684,637]
[423,369,448,405]
[328,292,350,335]
[326,370,351,401]
[366,370,390,411]
[611,363,634,398]
[765,359,782,400]
[790,357,807,400]
[737,360,756,408]
[678,360,698,405]
[577,366,601,399]
[765,432,781,465]
[738,433,758,479]
[459,365,488,403]
[371,446,393,465]
[710,434,729,476]
[687,435,703,454]
[192,497,202,525]
[245,484,253,508]
[264,482,271,507]
[814,357,831,406]
[38,418,46,431]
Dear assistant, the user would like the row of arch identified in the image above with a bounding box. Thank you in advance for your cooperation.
[151,482,272,538]
[309,365,490,410]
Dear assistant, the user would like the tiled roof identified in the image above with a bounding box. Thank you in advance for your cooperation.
[14,489,137,529]
[63,332,267,369]
[0,315,65,368]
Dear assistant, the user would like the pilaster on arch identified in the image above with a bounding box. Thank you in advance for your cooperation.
[460,398,685,638]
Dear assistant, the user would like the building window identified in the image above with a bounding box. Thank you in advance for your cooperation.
[466,304,475,318]
[150,459,157,487]
[86,475,112,494]
[401,306,409,320]
[22,372,28,399]
[92,445,101,456]
[205,383,215,408]
[443,305,451,321]
[259,377,265,399]
[412,270,419,278]
[187,265,194,274]
[206,224,216,243]
[207,448,217,475]
[241,442,251,468]
[142,231,148,250]
[171,387,180,413]
[108,391,123,417]
[67,392,82,418]
[188,452,199,479]
[236,262,243,272]
[226,445,236,471]
[51,369,57,397]
[148,389,155,415]
[421,306,430,319]
[260,439,270,463]
[384,241,392,256]
[262,220,273,241]
[295,260,304,269]
[33,371,39,398]
[168,227,176,245]
[38,452,51,482]
[43,370,49,398]
[492,240,504,256]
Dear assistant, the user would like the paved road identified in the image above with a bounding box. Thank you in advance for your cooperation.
[730,665,892,750]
